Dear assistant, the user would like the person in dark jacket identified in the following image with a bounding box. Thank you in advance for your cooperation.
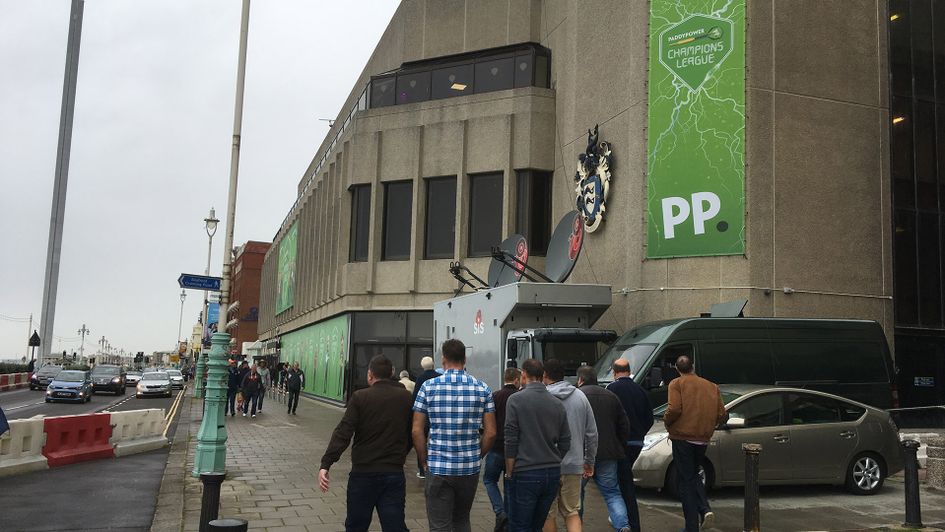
[578,366,633,532]
[319,355,414,531]
[411,355,439,479]
[483,366,521,531]
[226,360,240,416]
[606,360,654,532]
[240,365,262,418]
[285,362,304,415]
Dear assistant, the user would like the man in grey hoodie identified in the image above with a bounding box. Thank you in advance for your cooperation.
[542,359,598,532]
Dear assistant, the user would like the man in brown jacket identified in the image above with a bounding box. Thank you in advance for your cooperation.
[663,356,727,532]
[318,355,413,532]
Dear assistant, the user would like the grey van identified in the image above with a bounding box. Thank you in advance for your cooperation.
[593,318,897,409]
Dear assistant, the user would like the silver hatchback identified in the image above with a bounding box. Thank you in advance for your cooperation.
[635,385,903,496]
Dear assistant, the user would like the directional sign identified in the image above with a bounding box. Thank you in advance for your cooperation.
[178,273,222,291]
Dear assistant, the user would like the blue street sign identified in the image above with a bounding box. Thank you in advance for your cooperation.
[178,273,222,291]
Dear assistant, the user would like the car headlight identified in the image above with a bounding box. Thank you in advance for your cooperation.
[112,377,121,383]
[642,431,669,451]
[46,389,52,395]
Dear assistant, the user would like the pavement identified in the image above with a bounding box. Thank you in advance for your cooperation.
[152,390,945,532]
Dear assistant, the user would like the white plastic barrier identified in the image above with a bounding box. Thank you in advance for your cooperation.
[108,408,167,457]
[0,417,48,477]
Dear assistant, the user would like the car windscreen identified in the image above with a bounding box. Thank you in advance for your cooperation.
[38,367,61,376]
[652,391,743,418]
[141,372,168,381]
[91,367,119,376]
[127,372,141,376]
[56,371,86,382]
[167,370,182,376]
[594,343,657,381]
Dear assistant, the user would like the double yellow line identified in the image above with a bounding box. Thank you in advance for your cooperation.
[162,386,186,438]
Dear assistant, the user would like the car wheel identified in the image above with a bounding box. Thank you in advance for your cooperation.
[30,385,35,391]
[846,453,886,495]
[665,459,714,499]
[44,398,50,403]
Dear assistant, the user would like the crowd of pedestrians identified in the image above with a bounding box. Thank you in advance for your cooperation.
[314,338,727,532]
[225,359,305,418]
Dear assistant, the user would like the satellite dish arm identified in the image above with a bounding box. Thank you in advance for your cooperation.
[491,248,554,283]
[449,262,488,289]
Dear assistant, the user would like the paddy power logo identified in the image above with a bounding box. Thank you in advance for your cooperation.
[659,15,733,91]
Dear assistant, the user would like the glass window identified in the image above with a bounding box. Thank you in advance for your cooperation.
[514,53,533,88]
[936,6,945,102]
[424,177,457,259]
[840,402,867,422]
[371,76,396,108]
[535,53,550,88]
[918,212,942,327]
[728,393,785,428]
[786,393,841,424]
[408,311,434,341]
[468,172,504,256]
[915,100,937,210]
[432,63,474,99]
[651,344,694,387]
[772,342,891,384]
[891,97,915,209]
[698,341,775,385]
[407,345,434,381]
[895,209,919,325]
[516,170,553,255]
[889,0,913,98]
[541,341,600,378]
[383,181,413,260]
[474,57,515,93]
[353,345,405,390]
[353,312,406,343]
[349,185,371,262]
[911,0,935,101]
[396,71,431,105]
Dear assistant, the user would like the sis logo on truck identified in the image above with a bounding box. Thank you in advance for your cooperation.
[474,310,485,335]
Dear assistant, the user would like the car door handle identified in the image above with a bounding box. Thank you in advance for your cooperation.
[773,434,789,443]
[840,430,856,439]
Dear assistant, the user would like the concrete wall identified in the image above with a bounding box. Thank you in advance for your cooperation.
[259,1,894,345]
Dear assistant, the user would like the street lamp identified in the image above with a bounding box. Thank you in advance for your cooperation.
[177,289,186,345]
[194,207,219,399]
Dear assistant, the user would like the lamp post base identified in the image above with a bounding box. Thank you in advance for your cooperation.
[192,332,230,477]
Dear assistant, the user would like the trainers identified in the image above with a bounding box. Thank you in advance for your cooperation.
[416,471,426,479]
[701,511,715,529]
[242,412,246,417]
[251,414,256,418]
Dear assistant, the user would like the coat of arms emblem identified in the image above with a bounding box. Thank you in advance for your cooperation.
[574,125,613,233]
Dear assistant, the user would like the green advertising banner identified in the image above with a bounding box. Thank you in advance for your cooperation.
[275,221,298,314]
[647,0,746,258]
[281,314,349,402]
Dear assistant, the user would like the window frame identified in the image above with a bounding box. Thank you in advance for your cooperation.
[467,172,505,257]
[382,180,414,261]
[424,176,458,259]
[348,184,371,263]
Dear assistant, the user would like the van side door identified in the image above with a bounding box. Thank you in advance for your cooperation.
[644,343,695,407]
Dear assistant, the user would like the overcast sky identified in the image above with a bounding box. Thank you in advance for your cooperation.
[0,0,399,361]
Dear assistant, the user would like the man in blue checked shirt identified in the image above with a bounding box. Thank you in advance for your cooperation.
[412,338,497,532]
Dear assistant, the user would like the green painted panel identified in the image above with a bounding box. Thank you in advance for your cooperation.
[280,314,349,402]
[276,222,298,314]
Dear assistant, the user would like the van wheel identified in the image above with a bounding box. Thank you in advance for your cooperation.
[846,453,885,495]
[665,459,714,499]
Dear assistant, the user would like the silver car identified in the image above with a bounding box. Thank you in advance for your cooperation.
[166,369,184,389]
[136,371,172,398]
[635,385,903,496]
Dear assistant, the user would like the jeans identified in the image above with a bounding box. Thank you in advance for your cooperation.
[425,473,479,532]
[580,460,629,531]
[506,467,560,532]
[345,472,408,532]
[482,450,506,516]
[287,389,300,413]
[671,440,710,532]
[618,445,643,532]
[226,389,237,415]
[242,391,259,415]
[257,386,265,410]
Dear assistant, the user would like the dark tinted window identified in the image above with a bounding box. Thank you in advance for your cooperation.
[349,185,371,262]
[535,54,550,88]
[383,181,413,260]
[786,393,842,424]
[728,393,785,428]
[424,177,457,259]
[698,342,775,385]
[371,76,396,108]
[396,71,431,104]
[516,170,552,255]
[514,53,533,88]
[773,342,890,384]
[911,0,935,100]
[895,209,919,325]
[408,311,434,341]
[474,57,515,93]
[918,211,943,327]
[890,0,913,97]
[432,64,473,99]
[891,98,915,208]
[652,344,694,387]
[468,172,504,256]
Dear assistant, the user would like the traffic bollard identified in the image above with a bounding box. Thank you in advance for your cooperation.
[902,440,923,529]
[199,472,227,532]
[742,443,762,532]
[208,518,248,532]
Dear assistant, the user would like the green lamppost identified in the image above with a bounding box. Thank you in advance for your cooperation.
[192,330,230,476]
[194,207,219,400]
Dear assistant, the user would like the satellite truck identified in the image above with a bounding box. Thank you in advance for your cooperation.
[433,211,618,391]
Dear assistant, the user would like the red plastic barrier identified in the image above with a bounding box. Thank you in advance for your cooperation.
[42,413,114,467]
[14,373,25,384]
[0,374,8,388]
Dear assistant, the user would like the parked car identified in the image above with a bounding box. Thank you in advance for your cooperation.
[45,370,93,403]
[91,365,126,395]
[30,365,62,390]
[634,385,903,496]
[136,371,172,398]
[166,369,184,390]
[126,371,142,386]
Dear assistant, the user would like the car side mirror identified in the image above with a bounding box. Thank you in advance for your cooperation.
[725,417,746,429]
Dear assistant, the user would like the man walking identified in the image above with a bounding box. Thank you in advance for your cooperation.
[412,355,440,479]
[412,339,496,532]
[226,360,240,417]
[483,367,521,531]
[285,361,304,415]
[663,356,727,531]
[318,355,413,532]
[504,359,571,532]
[606,360,654,531]
[577,366,632,532]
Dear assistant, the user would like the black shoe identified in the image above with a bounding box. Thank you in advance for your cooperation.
[494,512,508,532]
[700,511,715,529]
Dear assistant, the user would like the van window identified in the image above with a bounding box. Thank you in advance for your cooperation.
[786,392,842,424]
[541,341,599,378]
[773,342,889,384]
[653,344,694,385]
[594,344,656,381]
[698,342,775,385]
[728,392,786,428]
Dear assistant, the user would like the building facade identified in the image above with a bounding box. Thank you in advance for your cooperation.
[256,1,943,406]
[226,241,271,355]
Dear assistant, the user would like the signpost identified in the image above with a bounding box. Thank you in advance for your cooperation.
[178,274,223,291]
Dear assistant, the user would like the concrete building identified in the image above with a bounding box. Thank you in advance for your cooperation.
[225,241,271,355]
[257,1,944,406]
